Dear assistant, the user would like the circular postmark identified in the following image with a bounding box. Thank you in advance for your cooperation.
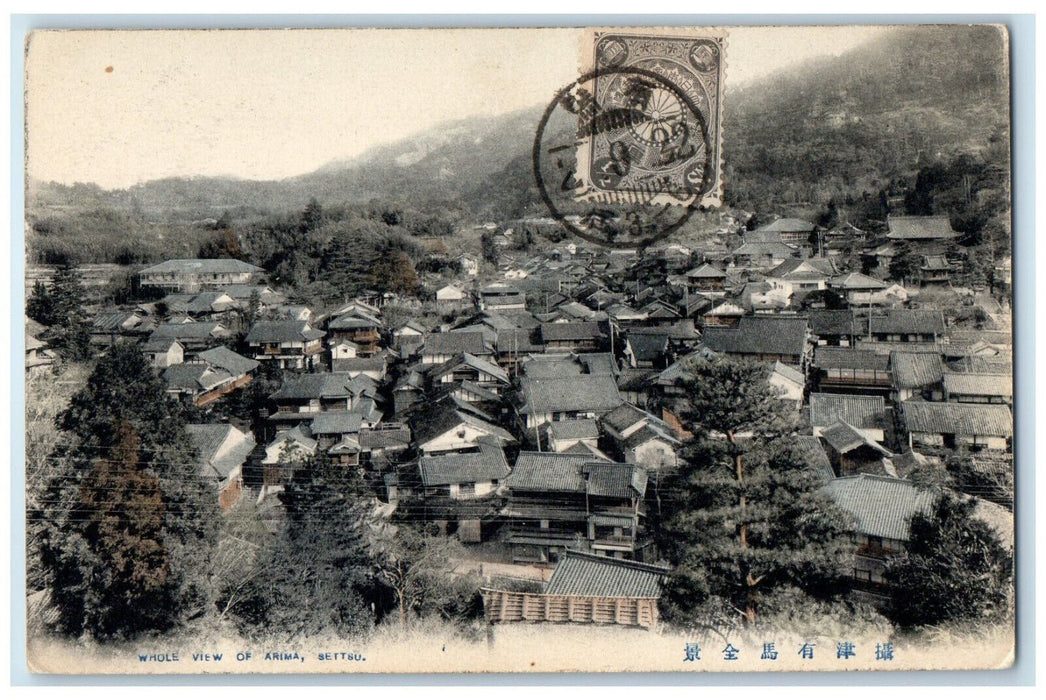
[532,65,712,249]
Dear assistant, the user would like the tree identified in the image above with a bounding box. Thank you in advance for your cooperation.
[41,266,92,360]
[39,343,219,637]
[198,229,244,260]
[42,421,177,639]
[658,358,852,626]
[27,280,55,326]
[884,493,1012,627]
[888,242,922,284]
[371,250,419,297]
[226,454,375,639]
[368,523,478,629]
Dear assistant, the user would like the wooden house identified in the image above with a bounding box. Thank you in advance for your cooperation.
[809,393,887,443]
[245,320,325,370]
[502,452,648,563]
[138,258,263,293]
[822,474,935,593]
[900,401,1012,451]
[517,374,625,430]
[187,423,256,510]
[482,550,669,629]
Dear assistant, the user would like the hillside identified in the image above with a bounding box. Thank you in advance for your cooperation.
[27,25,1011,263]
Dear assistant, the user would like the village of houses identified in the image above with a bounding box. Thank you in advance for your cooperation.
[25,211,1014,629]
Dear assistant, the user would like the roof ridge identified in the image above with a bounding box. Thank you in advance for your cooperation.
[561,549,670,574]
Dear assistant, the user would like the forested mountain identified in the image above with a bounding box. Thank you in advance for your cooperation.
[27,25,1010,264]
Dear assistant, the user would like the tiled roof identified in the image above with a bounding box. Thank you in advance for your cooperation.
[584,462,647,499]
[197,346,259,376]
[822,474,936,541]
[814,346,889,371]
[506,452,610,492]
[540,321,605,343]
[419,440,510,486]
[422,331,489,356]
[187,423,255,479]
[544,550,669,598]
[164,364,230,392]
[309,411,364,436]
[602,403,649,434]
[245,320,323,344]
[807,309,855,337]
[809,393,885,429]
[886,215,957,240]
[686,263,726,279]
[332,355,387,374]
[758,217,817,233]
[701,316,809,358]
[901,401,1012,437]
[865,309,946,335]
[276,372,355,400]
[578,353,619,376]
[890,351,945,389]
[795,436,835,482]
[140,258,262,275]
[942,372,1012,398]
[359,425,411,450]
[548,419,600,441]
[519,375,624,415]
[521,356,585,378]
[831,272,887,290]
[152,322,227,341]
[626,332,670,361]
[430,353,509,384]
[821,421,892,455]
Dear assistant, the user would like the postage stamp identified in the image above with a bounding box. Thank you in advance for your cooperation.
[576,28,725,209]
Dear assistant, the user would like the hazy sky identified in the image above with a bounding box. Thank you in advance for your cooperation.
[26,26,888,189]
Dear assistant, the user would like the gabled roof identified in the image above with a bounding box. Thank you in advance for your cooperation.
[626,332,670,362]
[866,309,947,335]
[544,550,669,598]
[140,258,262,275]
[197,346,260,376]
[901,401,1012,437]
[359,425,411,450]
[822,421,892,456]
[701,316,809,359]
[890,351,945,389]
[807,309,855,337]
[770,360,806,386]
[245,320,323,344]
[506,452,610,492]
[814,346,889,371]
[540,321,605,343]
[430,352,509,384]
[795,435,835,483]
[421,331,490,356]
[187,423,256,479]
[831,272,887,291]
[886,215,958,240]
[164,364,231,392]
[809,393,885,430]
[767,257,836,279]
[411,401,516,447]
[686,263,727,279]
[548,418,600,442]
[309,411,364,436]
[942,372,1012,398]
[584,462,647,499]
[268,426,318,452]
[578,353,620,377]
[602,403,649,435]
[757,217,817,233]
[419,440,510,487]
[822,474,936,541]
[519,375,624,415]
[328,311,382,330]
[273,372,353,401]
[152,322,228,341]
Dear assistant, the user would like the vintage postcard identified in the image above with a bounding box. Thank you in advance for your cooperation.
[22,24,1016,674]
